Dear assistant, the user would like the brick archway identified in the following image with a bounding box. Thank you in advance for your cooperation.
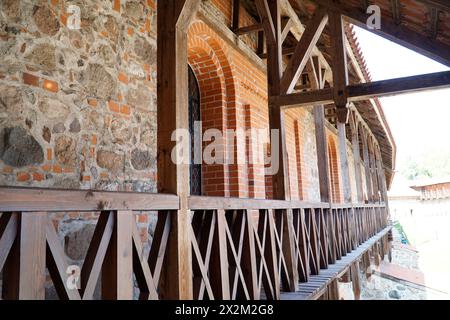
[328,135,342,203]
[187,21,239,197]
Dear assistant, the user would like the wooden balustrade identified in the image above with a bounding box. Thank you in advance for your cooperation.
[187,196,390,300]
[0,187,390,300]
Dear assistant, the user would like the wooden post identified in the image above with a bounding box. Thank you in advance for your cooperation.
[329,11,349,123]
[309,58,331,205]
[327,279,340,300]
[337,122,352,203]
[340,268,351,283]
[256,0,298,291]
[361,128,374,203]
[157,0,201,299]
[363,251,372,279]
[242,210,259,299]
[309,58,331,269]
[351,261,361,300]
[256,0,289,200]
[296,209,310,282]
[330,9,352,203]
[232,0,240,31]
[375,146,390,211]
[2,212,47,300]
[350,113,364,202]
[210,210,231,299]
[369,141,381,203]
[102,211,134,300]
[378,158,391,226]
[280,208,297,292]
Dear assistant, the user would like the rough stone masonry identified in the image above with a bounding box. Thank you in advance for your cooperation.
[0,0,159,298]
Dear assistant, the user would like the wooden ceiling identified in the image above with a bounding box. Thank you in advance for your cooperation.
[298,0,450,66]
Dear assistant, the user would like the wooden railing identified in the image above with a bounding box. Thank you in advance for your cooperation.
[188,196,389,300]
[0,187,390,300]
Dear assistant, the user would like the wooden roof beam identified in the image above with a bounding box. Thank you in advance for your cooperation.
[390,0,401,25]
[280,17,293,44]
[272,70,450,108]
[428,7,440,40]
[415,0,450,12]
[235,23,264,35]
[258,46,296,59]
[307,0,450,67]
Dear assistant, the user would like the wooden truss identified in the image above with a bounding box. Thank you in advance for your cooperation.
[253,0,450,124]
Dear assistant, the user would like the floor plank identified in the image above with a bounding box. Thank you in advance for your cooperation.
[280,226,391,300]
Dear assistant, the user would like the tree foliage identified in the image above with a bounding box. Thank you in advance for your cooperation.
[400,147,450,181]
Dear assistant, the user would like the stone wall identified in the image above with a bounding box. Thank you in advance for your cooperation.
[0,0,158,192]
[0,0,159,298]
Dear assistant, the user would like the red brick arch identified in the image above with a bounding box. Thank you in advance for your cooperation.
[187,21,239,197]
[327,135,342,203]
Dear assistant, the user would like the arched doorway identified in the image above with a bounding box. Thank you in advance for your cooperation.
[328,137,341,203]
[189,65,202,195]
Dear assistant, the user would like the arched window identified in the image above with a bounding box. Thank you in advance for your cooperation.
[188,65,202,195]
[328,137,341,203]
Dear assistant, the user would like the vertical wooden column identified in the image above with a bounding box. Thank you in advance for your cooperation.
[308,57,331,269]
[256,0,297,292]
[368,141,380,203]
[257,0,289,200]
[102,211,134,300]
[329,11,349,123]
[375,146,390,215]
[157,0,201,299]
[232,0,240,31]
[2,212,47,300]
[361,128,373,203]
[327,279,340,300]
[308,57,331,205]
[350,261,361,300]
[350,112,364,202]
[330,10,351,204]
[374,146,390,229]
[337,122,352,203]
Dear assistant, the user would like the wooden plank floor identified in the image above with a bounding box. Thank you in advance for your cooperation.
[280,226,392,300]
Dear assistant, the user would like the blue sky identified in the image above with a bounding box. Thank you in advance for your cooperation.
[353,26,450,176]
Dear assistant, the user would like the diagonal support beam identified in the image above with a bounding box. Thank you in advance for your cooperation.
[0,213,18,272]
[176,0,202,29]
[280,17,293,44]
[255,0,277,45]
[280,7,328,94]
